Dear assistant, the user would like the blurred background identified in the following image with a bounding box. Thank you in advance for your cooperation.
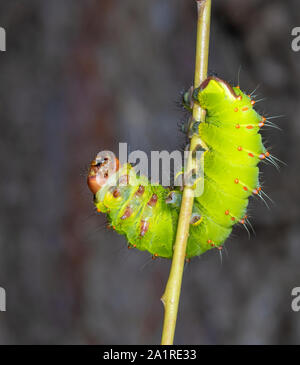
[0,0,299,345]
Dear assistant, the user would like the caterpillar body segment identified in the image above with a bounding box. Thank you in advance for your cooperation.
[190,77,264,255]
[93,163,178,258]
[88,77,269,259]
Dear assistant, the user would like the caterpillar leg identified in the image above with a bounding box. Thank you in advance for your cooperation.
[181,86,194,112]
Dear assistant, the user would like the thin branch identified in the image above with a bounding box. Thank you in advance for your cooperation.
[160,0,211,345]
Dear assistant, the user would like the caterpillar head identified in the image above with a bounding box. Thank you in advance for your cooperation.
[193,76,239,110]
[87,151,120,194]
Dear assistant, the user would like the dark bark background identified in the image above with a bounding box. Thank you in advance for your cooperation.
[0,0,299,344]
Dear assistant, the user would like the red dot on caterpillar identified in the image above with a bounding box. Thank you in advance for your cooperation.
[207,239,212,244]
[234,178,239,184]
[97,208,101,213]
[259,153,266,160]
[235,124,240,129]
[231,217,235,221]
[234,107,239,112]
[225,210,229,215]
[246,125,253,129]
[248,153,254,157]
[259,121,265,128]
[237,146,243,151]
[265,151,270,157]
[152,253,159,260]
[252,188,259,195]
[243,186,248,191]
[148,194,158,207]
[113,189,120,198]
[121,206,133,220]
[237,95,242,101]
[135,185,145,196]
[251,100,256,105]
[242,107,249,111]
[239,219,245,224]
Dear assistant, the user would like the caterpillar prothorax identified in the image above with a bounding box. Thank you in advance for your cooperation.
[88,77,273,259]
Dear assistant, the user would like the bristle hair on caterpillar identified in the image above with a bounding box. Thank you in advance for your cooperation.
[87,76,276,260]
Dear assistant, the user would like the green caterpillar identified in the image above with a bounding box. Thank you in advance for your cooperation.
[88,77,273,259]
